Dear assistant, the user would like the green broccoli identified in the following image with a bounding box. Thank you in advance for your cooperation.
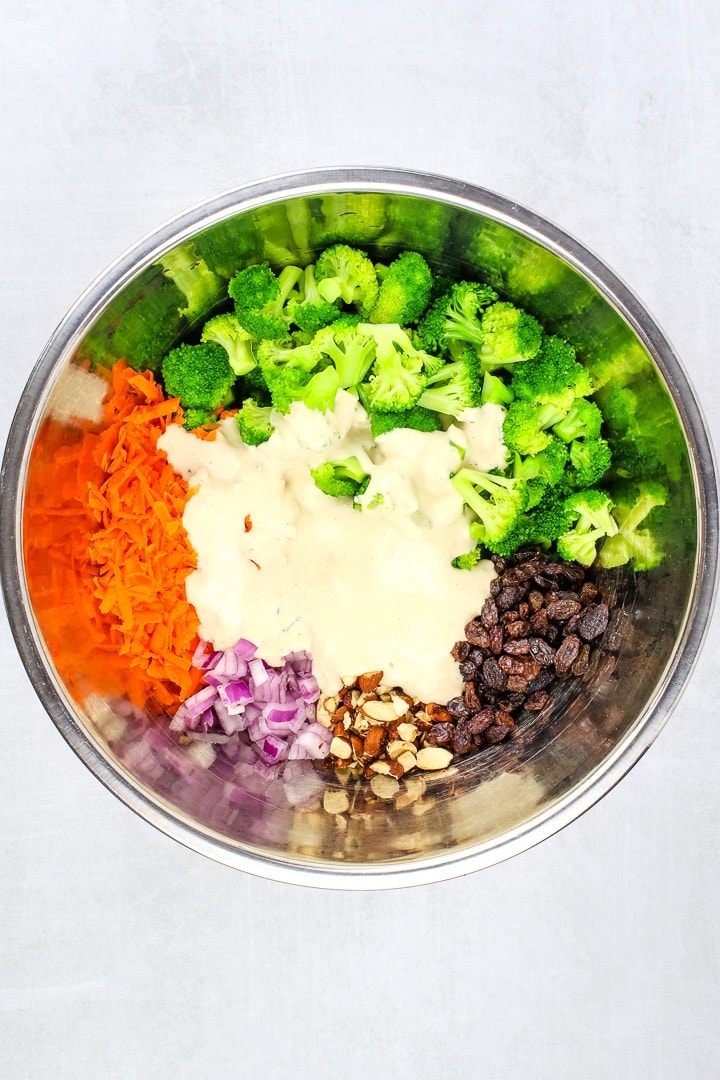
[567,436,612,488]
[369,405,442,437]
[502,400,568,456]
[289,366,342,413]
[357,324,431,412]
[314,319,376,388]
[157,247,225,321]
[512,438,569,507]
[314,244,379,315]
[236,398,274,446]
[598,482,668,570]
[451,547,485,570]
[288,264,341,333]
[311,456,369,499]
[200,313,256,376]
[416,349,483,418]
[256,338,322,375]
[551,398,603,443]
[451,467,528,550]
[161,342,236,428]
[556,489,618,566]
[478,301,543,371]
[510,334,593,411]
[416,280,498,355]
[367,251,434,325]
[525,489,577,547]
[229,263,304,340]
[235,364,272,408]
[481,371,514,406]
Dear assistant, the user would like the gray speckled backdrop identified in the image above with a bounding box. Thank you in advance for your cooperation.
[1,2,718,1077]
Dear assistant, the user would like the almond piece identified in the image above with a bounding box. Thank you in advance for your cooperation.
[397,750,417,774]
[358,670,383,693]
[415,746,453,771]
[426,702,453,723]
[361,699,399,724]
[396,722,418,743]
[362,726,386,759]
[390,694,410,717]
[330,736,353,760]
[369,760,392,775]
[386,739,417,760]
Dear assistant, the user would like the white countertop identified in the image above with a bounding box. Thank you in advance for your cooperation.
[2,2,719,1077]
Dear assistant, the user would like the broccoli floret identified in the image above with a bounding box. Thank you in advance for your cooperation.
[369,405,442,437]
[357,323,430,412]
[451,467,528,549]
[236,398,274,446]
[157,247,225,321]
[503,400,568,456]
[416,280,498,355]
[235,364,271,407]
[367,251,434,326]
[229,263,303,340]
[481,371,514,406]
[161,342,236,427]
[106,282,186,372]
[510,335,593,411]
[525,489,576,546]
[451,546,485,570]
[311,456,369,499]
[479,301,543,371]
[556,488,618,566]
[416,349,483,418]
[552,398,603,443]
[598,482,668,570]
[256,338,322,375]
[288,264,341,333]
[255,337,331,412]
[314,244,379,315]
[200,313,256,376]
[512,438,569,507]
[290,366,342,413]
[567,436,612,488]
[314,320,376,388]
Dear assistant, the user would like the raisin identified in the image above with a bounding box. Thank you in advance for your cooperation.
[465,620,491,648]
[490,626,505,655]
[469,708,497,735]
[481,657,507,691]
[546,598,583,621]
[525,690,550,711]
[446,697,469,718]
[502,637,531,656]
[577,602,609,641]
[451,640,471,662]
[529,637,556,666]
[480,597,499,628]
[554,634,581,675]
[427,722,455,747]
[572,643,591,676]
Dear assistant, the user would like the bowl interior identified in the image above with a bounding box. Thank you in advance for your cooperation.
[5,178,710,885]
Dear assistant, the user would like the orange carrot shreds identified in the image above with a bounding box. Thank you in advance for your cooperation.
[23,360,204,713]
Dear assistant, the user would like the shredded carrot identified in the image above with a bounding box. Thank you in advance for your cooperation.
[24,360,204,711]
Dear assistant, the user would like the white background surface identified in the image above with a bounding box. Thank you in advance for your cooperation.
[1,2,719,1077]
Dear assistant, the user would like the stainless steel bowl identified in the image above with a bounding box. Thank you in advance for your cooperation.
[1,167,717,888]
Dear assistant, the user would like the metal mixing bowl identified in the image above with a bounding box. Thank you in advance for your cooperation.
[1,167,717,888]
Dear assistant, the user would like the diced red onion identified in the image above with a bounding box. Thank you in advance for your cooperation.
[174,636,328,773]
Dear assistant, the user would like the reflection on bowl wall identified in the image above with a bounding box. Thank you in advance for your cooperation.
[1,169,717,888]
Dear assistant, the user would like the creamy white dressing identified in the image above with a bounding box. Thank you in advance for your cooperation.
[158,393,507,702]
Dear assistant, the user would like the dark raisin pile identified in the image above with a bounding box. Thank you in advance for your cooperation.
[429,549,610,757]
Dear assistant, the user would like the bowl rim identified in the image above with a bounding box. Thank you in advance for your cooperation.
[2,165,718,889]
